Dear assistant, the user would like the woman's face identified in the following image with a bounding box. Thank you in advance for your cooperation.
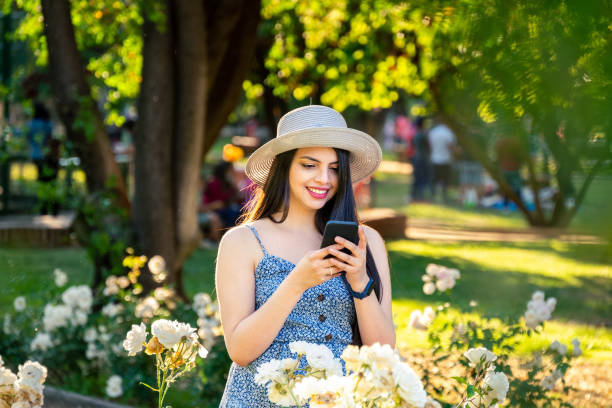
[288,147,339,211]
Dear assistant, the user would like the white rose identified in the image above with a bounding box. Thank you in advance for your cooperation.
[531,291,545,302]
[551,369,563,380]
[16,360,47,393]
[151,320,195,349]
[84,328,98,343]
[362,343,397,372]
[105,375,123,398]
[448,268,461,280]
[192,293,212,310]
[409,310,428,331]
[30,333,53,352]
[425,263,440,276]
[558,343,568,355]
[134,297,159,319]
[53,268,68,287]
[254,358,297,385]
[423,282,436,295]
[482,371,509,406]
[148,255,166,275]
[0,367,17,386]
[423,307,436,324]
[289,341,312,356]
[435,277,454,292]
[464,347,497,367]
[42,304,72,332]
[123,323,148,356]
[267,382,299,406]
[71,309,88,327]
[14,296,26,312]
[393,361,427,407]
[541,374,556,390]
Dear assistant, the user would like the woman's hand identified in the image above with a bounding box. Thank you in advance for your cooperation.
[288,247,343,293]
[328,226,370,292]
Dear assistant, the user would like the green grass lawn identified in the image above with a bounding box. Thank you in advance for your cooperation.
[2,236,610,362]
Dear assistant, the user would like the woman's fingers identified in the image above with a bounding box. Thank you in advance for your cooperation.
[329,256,355,273]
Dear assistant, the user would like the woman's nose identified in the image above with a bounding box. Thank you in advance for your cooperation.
[314,167,332,184]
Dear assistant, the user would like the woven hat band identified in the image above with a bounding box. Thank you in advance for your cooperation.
[277,105,347,137]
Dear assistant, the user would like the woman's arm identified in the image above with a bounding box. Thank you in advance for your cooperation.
[328,226,396,347]
[215,226,338,366]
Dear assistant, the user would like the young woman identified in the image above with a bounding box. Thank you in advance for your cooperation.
[216,105,395,407]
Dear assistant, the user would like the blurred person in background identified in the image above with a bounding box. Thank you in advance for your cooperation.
[427,120,458,203]
[26,102,60,215]
[410,117,430,202]
[495,135,526,208]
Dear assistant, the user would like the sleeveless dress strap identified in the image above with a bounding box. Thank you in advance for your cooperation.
[246,225,268,256]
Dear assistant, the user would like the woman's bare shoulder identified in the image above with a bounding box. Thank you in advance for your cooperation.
[217,224,258,259]
[362,224,385,250]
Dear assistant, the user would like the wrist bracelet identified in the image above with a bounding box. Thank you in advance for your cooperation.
[348,276,374,299]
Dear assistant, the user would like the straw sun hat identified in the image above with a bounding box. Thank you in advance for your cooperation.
[245,105,382,186]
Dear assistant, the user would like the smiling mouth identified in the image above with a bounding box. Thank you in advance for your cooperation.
[306,187,329,199]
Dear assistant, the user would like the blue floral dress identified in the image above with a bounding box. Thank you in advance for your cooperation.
[219,225,356,407]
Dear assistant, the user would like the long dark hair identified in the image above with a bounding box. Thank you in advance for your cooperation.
[239,148,382,345]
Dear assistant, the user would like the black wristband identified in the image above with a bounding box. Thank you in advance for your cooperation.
[348,276,374,299]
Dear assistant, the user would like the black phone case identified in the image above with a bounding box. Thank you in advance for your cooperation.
[320,221,359,257]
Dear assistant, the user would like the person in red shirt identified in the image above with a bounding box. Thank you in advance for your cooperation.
[201,161,244,238]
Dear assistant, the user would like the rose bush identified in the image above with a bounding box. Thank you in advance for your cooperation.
[0,255,230,407]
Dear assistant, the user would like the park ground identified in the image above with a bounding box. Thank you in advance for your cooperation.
[1,159,611,406]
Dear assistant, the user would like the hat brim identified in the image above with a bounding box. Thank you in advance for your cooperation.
[245,127,382,187]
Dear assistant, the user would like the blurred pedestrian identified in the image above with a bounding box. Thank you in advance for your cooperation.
[495,135,526,207]
[26,102,60,215]
[410,117,430,202]
[201,160,243,240]
[427,121,457,203]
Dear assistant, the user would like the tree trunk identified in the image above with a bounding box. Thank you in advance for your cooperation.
[203,0,262,155]
[40,0,128,206]
[171,0,208,296]
[133,5,176,293]
[430,80,538,225]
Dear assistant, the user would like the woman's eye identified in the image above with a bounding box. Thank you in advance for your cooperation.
[301,163,315,169]
[330,167,339,172]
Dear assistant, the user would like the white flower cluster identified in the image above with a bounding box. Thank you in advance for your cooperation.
[29,285,94,354]
[463,347,509,408]
[101,303,124,319]
[192,293,223,350]
[105,375,123,398]
[540,368,563,391]
[524,291,556,329]
[422,264,461,295]
[255,341,344,407]
[134,296,160,319]
[103,275,131,296]
[84,325,114,361]
[41,285,93,333]
[549,338,581,357]
[122,319,207,407]
[123,319,208,363]
[0,356,47,408]
[257,342,430,408]
[30,333,53,353]
[409,306,436,331]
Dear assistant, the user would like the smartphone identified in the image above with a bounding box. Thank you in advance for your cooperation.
[320,220,359,258]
